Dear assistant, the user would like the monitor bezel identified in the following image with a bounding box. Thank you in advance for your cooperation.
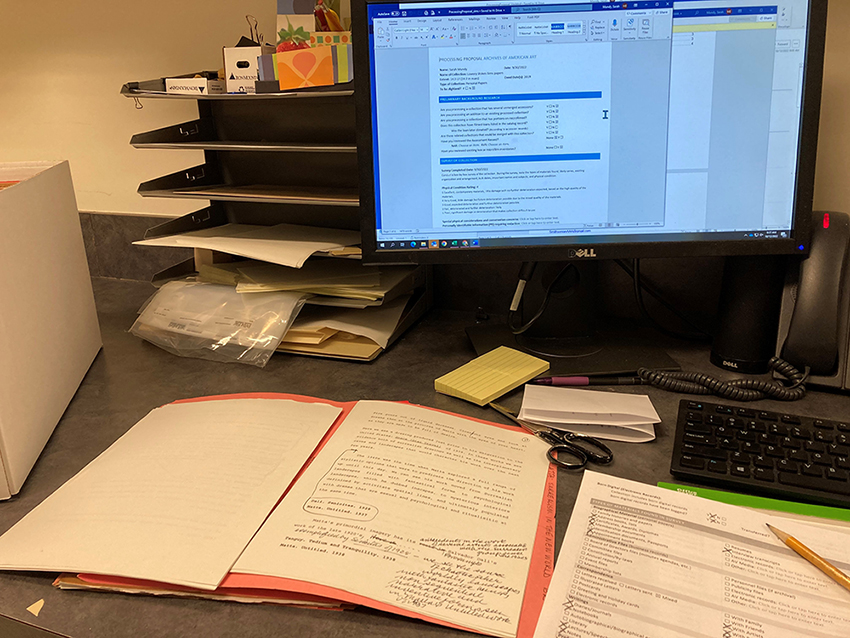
[353,0,827,265]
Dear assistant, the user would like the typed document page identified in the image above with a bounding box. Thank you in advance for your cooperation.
[431,43,612,232]
[534,472,850,638]
[233,400,551,638]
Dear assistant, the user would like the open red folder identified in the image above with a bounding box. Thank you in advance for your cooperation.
[4,393,556,638]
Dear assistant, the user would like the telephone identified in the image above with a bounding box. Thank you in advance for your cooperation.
[777,210,850,391]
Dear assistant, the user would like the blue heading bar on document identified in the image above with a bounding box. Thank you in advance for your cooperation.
[441,153,601,164]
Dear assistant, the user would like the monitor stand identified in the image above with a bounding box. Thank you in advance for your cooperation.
[465,262,680,377]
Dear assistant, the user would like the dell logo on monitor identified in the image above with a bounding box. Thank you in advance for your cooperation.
[569,248,597,258]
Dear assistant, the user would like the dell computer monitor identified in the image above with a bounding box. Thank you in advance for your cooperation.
[354,0,827,265]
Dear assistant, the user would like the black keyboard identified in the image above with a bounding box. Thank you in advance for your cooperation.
[670,399,850,508]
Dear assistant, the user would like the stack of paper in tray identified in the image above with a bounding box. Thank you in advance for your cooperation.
[211,259,421,361]
[134,223,363,268]
[135,223,424,362]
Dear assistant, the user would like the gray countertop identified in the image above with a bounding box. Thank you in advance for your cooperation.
[1,277,847,638]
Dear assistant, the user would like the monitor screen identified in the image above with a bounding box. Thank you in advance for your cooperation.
[354,0,826,263]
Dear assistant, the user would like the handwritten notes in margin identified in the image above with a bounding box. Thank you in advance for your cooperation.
[232,400,551,638]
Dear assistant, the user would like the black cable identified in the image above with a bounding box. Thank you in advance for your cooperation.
[637,357,809,401]
[620,258,712,342]
[508,262,572,335]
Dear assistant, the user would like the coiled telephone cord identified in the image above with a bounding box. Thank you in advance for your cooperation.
[637,357,808,401]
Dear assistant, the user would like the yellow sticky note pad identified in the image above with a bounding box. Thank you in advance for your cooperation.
[435,346,549,406]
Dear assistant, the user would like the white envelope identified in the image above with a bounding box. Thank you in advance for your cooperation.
[519,385,660,443]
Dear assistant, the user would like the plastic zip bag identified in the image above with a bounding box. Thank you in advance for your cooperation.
[130,280,306,367]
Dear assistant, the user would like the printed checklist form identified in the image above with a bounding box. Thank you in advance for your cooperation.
[534,472,850,638]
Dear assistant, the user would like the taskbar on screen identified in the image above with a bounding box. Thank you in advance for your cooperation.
[375,229,794,251]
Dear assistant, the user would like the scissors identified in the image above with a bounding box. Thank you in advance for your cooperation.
[489,402,614,470]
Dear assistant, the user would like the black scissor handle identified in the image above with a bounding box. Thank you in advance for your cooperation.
[564,435,614,465]
[546,444,588,470]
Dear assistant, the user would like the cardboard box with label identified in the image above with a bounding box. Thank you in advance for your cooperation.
[165,76,226,96]
[223,44,275,93]
[0,161,102,498]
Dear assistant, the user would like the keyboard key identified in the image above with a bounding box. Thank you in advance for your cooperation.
[737,408,756,418]
[706,415,724,426]
[716,406,733,415]
[753,467,774,481]
[781,436,800,449]
[707,459,727,473]
[730,452,751,464]
[777,459,799,473]
[683,443,727,460]
[804,441,826,454]
[769,423,788,436]
[779,472,850,495]
[782,415,802,425]
[779,436,803,450]
[788,449,809,463]
[719,438,739,451]
[753,455,773,468]
[686,411,702,423]
[837,423,850,432]
[759,411,777,421]
[687,401,703,410]
[813,419,834,430]
[684,432,716,446]
[749,421,767,433]
[811,452,831,466]
[826,468,850,482]
[831,445,850,458]
[685,421,713,435]
[737,430,757,443]
[679,455,705,470]
[764,445,784,458]
[836,457,850,470]
[726,417,744,430]
[758,433,778,445]
[730,464,750,477]
[801,463,822,477]
[741,441,760,454]
[814,431,834,443]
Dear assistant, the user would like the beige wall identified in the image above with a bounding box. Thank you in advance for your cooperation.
[0,0,275,217]
[0,2,847,217]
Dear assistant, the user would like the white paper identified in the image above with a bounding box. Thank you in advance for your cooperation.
[288,294,410,348]
[534,472,850,638]
[519,385,659,442]
[135,223,360,268]
[0,398,341,590]
[236,260,380,291]
[233,400,551,638]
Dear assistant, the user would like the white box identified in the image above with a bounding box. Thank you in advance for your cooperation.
[165,77,226,96]
[0,161,102,498]
[223,45,275,93]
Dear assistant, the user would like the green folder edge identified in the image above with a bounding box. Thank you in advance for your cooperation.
[658,482,850,522]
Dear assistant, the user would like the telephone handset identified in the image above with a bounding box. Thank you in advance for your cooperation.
[777,211,850,390]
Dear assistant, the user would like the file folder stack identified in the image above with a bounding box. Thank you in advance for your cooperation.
[134,216,431,362]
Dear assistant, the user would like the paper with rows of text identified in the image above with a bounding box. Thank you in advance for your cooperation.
[233,400,551,638]
[534,472,850,638]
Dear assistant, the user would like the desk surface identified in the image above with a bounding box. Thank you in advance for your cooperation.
[1,278,848,638]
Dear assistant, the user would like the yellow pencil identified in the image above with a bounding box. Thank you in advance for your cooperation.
[767,523,850,594]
